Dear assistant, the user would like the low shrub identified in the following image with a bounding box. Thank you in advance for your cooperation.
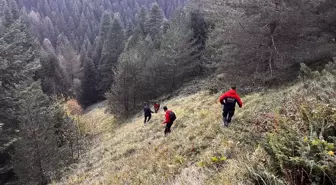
[248,64,336,185]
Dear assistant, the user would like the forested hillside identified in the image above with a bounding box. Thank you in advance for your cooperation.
[0,0,335,184]
[20,0,186,47]
[17,0,188,103]
[1,0,189,184]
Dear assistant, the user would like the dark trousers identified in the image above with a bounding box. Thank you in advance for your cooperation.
[164,122,173,135]
[223,109,235,124]
[144,114,151,123]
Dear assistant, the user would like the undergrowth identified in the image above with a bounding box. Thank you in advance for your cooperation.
[247,62,336,185]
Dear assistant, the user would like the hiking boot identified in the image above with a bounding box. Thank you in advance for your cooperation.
[223,120,229,127]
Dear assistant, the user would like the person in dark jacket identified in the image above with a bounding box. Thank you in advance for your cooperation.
[162,106,175,136]
[144,102,154,124]
[219,86,243,126]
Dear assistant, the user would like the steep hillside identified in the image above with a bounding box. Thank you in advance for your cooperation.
[54,63,336,185]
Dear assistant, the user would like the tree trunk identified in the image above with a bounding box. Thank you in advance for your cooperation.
[76,115,81,159]
[133,91,136,109]
[69,139,74,160]
[268,46,274,77]
[171,64,177,92]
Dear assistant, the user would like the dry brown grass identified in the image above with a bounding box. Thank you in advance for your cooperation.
[52,83,307,185]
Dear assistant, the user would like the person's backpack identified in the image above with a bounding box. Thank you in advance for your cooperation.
[169,111,176,122]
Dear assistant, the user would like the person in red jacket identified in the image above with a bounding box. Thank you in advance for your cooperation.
[162,106,176,136]
[219,86,243,126]
[154,102,160,113]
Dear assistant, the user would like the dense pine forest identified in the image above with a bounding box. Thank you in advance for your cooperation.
[1,0,189,184]
[0,0,335,184]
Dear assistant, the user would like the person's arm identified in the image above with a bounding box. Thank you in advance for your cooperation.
[162,112,170,124]
[219,93,227,105]
[236,95,243,108]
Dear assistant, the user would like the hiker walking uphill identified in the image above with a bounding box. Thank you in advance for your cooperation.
[162,106,176,136]
[219,86,243,127]
[143,102,154,124]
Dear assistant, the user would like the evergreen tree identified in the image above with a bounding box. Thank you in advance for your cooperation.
[190,10,208,53]
[98,17,125,97]
[71,2,80,25]
[57,35,82,89]
[0,22,79,185]
[13,83,63,185]
[43,17,56,44]
[44,0,51,17]
[83,34,93,58]
[152,10,200,92]
[56,12,67,34]
[136,6,148,35]
[3,4,13,27]
[79,54,98,107]
[36,0,44,14]
[77,12,86,39]
[58,0,66,11]
[92,11,112,65]
[145,3,164,48]
[99,11,113,41]
[162,18,169,34]
[107,52,136,114]
[0,0,6,17]
[125,19,134,39]
[85,23,93,42]
[107,35,153,115]
[67,16,76,41]
[0,20,39,138]
[39,38,71,96]
[0,21,43,185]
[8,0,19,20]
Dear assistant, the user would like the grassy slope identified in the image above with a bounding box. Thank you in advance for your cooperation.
[54,77,330,185]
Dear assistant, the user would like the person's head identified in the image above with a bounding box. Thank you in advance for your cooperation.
[231,86,237,90]
[163,106,168,112]
[144,102,147,106]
